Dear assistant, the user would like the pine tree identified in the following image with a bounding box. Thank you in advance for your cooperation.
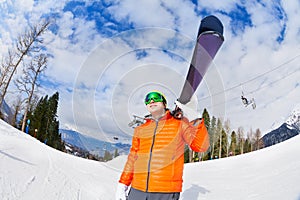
[184,145,190,163]
[202,108,210,129]
[29,96,48,141]
[104,150,113,161]
[243,138,251,153]
[27,92,64,151]
[220,129,228,158]
[200,108,210,161]
[114,148,119,158]
[45,92,64,150]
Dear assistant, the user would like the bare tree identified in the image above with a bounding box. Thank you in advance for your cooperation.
[254,128,262,150]
[209,116,217,159]
[0,50,17,119]
[224,119,231,157]
[217,118,223,158]
[10,95,24,128]
[237,126,244,154]
[0,50,15,89]
[15,54,47,132]
[247,128,254,152]
[0,20,50,117]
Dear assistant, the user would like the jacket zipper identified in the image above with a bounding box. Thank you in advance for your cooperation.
[145,120,158,192]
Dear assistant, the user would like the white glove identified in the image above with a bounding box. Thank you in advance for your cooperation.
[115,183,128,200]
[175,95,201,121]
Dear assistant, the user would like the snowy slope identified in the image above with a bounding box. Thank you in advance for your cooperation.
[0,120,120,200]
[1,119,300,200]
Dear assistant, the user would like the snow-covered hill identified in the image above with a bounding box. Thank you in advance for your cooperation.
[1,119,300,200]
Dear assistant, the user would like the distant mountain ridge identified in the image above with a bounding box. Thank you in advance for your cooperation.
[60,129,130,157]
[262,123,299,147]
[262,106,300,147]
[0,98,13,122]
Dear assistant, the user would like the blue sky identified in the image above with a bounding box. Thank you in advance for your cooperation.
[0,0,299,142]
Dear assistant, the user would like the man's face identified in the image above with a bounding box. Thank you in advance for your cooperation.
[146,101,165,115]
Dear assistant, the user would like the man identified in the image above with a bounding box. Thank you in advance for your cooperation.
[116,91,209,200]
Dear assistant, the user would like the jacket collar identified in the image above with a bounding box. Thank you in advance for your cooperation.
[145,109,173,122]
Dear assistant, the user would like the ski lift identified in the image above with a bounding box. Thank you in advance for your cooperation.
[241,91,256,109]
[128,115,145,128]
[113,136,119,140]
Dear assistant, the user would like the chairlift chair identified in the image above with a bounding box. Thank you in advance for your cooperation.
[128,115,145,128]
[241,91,256,109]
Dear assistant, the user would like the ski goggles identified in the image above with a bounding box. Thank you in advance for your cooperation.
[144,92,165,105]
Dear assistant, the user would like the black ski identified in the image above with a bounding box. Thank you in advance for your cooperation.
[173,15,224,118]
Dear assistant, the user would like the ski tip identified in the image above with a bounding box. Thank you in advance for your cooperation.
[198,15,224,37]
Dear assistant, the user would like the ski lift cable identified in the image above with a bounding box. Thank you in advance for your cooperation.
[198,54,300,101]
[247,66,300,95]
[203,66,300,109]
[239,54,300,87]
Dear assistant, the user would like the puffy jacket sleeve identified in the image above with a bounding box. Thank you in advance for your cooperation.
[118,128,140,186]
[182,119,210,152]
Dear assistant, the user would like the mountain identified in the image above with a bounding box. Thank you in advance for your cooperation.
[0,98,13,123]
[262,106,300,147]
[262,123,299,147]
[286,106,300,130]
[60,129,130,157]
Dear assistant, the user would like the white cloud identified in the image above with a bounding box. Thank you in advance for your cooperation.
[108,0,179,29]
[69,27,196,139]
[1,0,300,140]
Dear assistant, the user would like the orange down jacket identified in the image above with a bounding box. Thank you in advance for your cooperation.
[119,110,209,193]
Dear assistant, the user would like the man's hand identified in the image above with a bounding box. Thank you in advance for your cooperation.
[115,183,128,200]
[175,99,201,122]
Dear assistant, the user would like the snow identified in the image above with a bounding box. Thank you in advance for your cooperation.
[286,106,300,127]
[1,119,300,200]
